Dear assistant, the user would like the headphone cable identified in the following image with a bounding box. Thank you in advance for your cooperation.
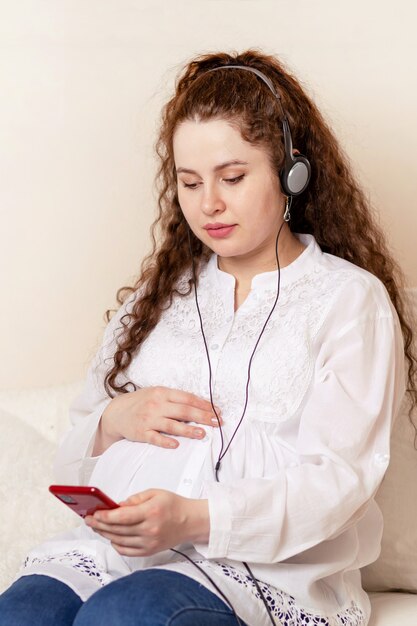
[169,220,286,626]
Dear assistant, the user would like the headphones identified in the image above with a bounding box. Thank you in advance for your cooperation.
[206,64,311,197]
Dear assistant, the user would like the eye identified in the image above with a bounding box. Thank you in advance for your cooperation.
[181,181,201,190]
[180,174,245,190]
[223,174,245,184]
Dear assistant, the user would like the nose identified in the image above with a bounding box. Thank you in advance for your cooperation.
[200,182,226,216]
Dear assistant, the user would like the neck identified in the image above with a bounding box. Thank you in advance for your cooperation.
[217,225,306,289]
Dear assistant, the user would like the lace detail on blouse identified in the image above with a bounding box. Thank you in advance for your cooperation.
[23,550,112,587]
[194,561,366,626]
[131,258,355,427]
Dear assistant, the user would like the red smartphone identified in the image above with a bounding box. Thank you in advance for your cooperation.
[49,484,119,518]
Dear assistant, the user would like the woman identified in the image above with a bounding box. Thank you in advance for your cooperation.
[1,49,416,626]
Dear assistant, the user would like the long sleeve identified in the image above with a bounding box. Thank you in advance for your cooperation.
[53,290,139,485]
[194,279,406,564]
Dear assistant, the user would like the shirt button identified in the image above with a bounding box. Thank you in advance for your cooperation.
[226,315,233,323]
[374,453,390,465]
[211,344,219,350]
[183,478,193,486]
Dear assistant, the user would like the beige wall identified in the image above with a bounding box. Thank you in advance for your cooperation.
[1,0,416,389]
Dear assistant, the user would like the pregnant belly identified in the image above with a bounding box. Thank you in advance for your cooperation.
[88,437,204,503]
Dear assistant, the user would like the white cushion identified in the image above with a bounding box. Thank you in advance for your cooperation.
[0,383,82,592]
[0,382,83,444]
[361,288,417,594]
[361,401,417,593]
[368,592,417,625]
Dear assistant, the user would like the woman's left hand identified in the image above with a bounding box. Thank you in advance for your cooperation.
[85,489,209,557]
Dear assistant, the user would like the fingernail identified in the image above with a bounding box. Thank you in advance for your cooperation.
[211,417,222,425]
[168,441,177,448]
[194,428,204,437]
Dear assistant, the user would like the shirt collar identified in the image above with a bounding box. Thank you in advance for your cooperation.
[206,233,321,291]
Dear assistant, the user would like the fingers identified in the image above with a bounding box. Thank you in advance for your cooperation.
[93,529,156,554]
[145,428,206,449]
[89,522,140,536]
[111,543,150,557]
[163,401,221,427]
[146,412,218,449]
[86,489,186,557]
[122,492,152,506]
[86,509,145,534]
[146,431,181,449]
[158,414,207,437]
[140,388,223,449]
[163,387,222,417]
[124,387,224,448]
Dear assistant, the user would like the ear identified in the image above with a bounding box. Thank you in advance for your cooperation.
[293,149,301,156]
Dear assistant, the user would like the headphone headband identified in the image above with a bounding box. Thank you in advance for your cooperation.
[204,64,311,197]
[207,64,286,119]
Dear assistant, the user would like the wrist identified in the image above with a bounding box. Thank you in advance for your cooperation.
[91,405,123,456]
[101,400,124,440]
[186,498,210,543]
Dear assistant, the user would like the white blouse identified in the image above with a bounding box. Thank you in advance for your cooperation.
[19,234,406,626]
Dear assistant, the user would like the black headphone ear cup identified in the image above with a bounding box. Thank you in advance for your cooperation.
[280,155,311,196]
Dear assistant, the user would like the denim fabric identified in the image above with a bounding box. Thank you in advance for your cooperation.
[0,571,249,626]
[0,575,82,625]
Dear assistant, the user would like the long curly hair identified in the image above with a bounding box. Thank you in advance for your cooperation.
[103,48,417,443]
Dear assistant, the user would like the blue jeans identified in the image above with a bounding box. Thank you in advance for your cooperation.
[0,570,249,626]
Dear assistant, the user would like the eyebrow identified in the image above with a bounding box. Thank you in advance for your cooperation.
[176,160,249,175]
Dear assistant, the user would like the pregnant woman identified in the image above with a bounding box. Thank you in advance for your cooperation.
[1,49,415,626]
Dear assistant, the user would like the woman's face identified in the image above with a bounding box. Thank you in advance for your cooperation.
[173,118,286,266]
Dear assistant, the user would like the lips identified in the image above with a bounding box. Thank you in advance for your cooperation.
[204,223,234,230]
[204,223,236,239]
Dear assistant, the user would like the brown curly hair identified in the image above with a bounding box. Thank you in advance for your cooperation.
[103,48,417,444]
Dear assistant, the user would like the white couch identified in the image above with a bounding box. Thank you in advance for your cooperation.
[1,292,417,625]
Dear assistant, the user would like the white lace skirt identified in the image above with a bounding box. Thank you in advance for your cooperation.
[154,559,366,626]
[20,546,367,626]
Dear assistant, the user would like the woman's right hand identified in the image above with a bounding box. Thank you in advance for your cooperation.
[92,386,222,456]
